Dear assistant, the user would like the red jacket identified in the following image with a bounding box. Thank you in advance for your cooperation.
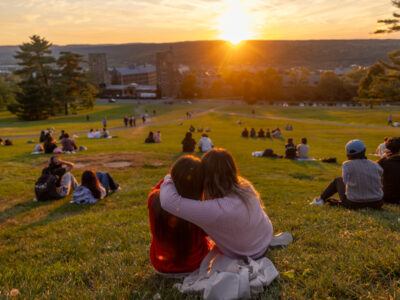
[147,180,211,273]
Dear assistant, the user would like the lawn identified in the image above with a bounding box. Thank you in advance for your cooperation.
[0,101,399,299]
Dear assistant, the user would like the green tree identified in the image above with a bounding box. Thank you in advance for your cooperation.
[8,35,55,120]
[375,1,400,33]
[316,72,353,102]
[54,52,97,115]
[261,68,284,101]
[0,77,16,110]
[180,73,198,99]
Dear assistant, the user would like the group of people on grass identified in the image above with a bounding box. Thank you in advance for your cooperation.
[242,127,283,139]
[312,137,400,208]
[0,138,13,146]
[123,115,137,127]
[35,156,119,204]
[182,132,214,153]
[145,131,162,144]
[87,128,111,139]
[35,130,81,154]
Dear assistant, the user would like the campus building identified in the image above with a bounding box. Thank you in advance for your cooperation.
[110,64,157,86]
[88,53,110,88]
[156,49,179,98]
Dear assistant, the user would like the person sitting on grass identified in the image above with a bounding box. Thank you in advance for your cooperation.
[241,128,249,138]
[0,138,3,146]
[159,148,276,259]
[311,140,384,209]
[72,170,120,204]
[43,133,58,154]
[182,132,196,153]
[39,130,46,143]
[94,129,102,139]
[4,139,13,146]
[154,131,162,143]
[61,133,78,152]
[148,155,212,275]
[266,129,272,139]
[258,129,265,138]
[87,129,95,139]
[59,130,66,140]
[271,128,282,139]
[35,156,77,201]
[376,137,389,158]
[285,138,297,160]
[297,138,310,159]
[101,128,110,139]
[198,134,213,153]
[145,131,156,144]
[378,137,400,204]
[250,128,256,138]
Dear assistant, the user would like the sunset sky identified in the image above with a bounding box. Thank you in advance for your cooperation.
[0,0,399,45]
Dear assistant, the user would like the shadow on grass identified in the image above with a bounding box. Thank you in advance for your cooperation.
[0,199,54,225]
[20,201,92,230]
[357,206,400,232]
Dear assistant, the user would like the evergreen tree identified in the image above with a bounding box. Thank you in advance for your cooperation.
[54,52,97,115]
[0,77,16,110]
[375,1,400,34]
[8,35,55,120]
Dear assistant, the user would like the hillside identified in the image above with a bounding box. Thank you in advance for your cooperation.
[1,40,400,69]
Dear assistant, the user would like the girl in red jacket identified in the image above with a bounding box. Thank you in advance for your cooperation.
[147,155,211,275]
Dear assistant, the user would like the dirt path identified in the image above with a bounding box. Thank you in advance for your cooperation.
[5,105,225,140]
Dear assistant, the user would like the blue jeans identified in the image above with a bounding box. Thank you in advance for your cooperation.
[96,172,119,194]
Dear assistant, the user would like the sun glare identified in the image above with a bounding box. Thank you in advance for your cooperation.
[218,0,254,45]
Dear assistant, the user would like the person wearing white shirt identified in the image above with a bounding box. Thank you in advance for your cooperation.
[376,137,388,158]
[297,138,310,159]
[198,134,214,153]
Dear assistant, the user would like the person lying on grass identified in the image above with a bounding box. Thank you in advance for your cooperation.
[160,148,274,259]
[312,140,384,209]
[378,137,400,205]
[72,170,120,204]
[147,155,212,275]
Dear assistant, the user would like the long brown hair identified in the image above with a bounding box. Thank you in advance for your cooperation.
[201,148,262,207]
[152,155,204,263]
[81,170,102,199]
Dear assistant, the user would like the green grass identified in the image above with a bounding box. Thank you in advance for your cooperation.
[0,101,400,299]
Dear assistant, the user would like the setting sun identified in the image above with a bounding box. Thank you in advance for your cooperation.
[218,0,254,44]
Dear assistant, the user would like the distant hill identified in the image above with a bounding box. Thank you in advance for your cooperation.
[1,40,400,69]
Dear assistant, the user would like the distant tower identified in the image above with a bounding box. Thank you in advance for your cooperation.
[156,49,177,98]
[88,53,110,88]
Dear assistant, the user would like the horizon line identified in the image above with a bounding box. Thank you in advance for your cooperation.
[1,38,400,47]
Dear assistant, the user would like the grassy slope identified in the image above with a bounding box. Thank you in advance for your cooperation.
[0,102,399,299]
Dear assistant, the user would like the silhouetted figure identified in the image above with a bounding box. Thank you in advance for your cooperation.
[182,132,196,153]
[242,128,249,138]
[258,129,265,138]
[250,128,256,138]
[285,138,297,160]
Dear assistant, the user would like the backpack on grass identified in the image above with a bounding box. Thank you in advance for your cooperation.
[34,172,61,201]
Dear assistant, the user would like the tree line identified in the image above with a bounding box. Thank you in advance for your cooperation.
[0,35,97,120]
[179,67,362,104]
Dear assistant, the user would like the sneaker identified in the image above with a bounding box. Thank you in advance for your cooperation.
[310,197,325,206]
[270,232,293,248]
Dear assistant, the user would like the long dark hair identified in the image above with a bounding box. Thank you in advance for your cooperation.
[81,170,102,199]
[152,155,204,263]
[201,148,262,207]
